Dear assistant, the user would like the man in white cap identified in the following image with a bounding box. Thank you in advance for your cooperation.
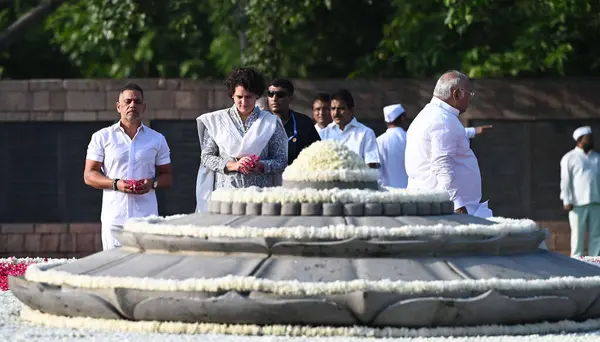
[377,104,410,188]
[560,126,600,257]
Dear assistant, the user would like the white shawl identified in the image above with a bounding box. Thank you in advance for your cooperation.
[195,107,280,212]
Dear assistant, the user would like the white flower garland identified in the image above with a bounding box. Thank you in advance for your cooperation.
[281,140,379,182]
[20,306,600,338]
[123,216,538,240]
[24,259,600,295]
[210,186,450,204]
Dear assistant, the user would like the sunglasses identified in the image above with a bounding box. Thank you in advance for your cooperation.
[267,90,287,98]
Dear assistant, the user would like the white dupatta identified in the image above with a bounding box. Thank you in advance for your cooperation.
[195,107,280,212]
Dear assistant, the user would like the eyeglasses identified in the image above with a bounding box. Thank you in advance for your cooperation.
[463,89,475,98]
[267,90,287,98]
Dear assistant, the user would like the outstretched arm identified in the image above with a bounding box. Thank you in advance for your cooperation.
[465,125,493,139]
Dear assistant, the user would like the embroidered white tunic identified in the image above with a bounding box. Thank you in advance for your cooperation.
[86,122,171,225]
[377,127,408,188]
[319,118,380,164]
[560,147,600,206]
[405,97,482,212]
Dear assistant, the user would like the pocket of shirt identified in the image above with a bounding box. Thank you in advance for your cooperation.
[135,147,157,167]
[105,143,129,164]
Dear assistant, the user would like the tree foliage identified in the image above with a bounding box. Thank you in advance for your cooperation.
[45,0,217,78]
[0,0,599,79]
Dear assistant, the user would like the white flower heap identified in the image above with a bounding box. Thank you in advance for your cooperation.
[282,140,378,182]
[209,140,451,206]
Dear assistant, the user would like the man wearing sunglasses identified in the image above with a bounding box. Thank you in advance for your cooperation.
[267,78,321,165]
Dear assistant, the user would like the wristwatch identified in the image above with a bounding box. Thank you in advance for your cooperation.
[152,178,158,189]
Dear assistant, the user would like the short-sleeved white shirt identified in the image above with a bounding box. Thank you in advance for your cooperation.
[86,122,171,225]
[319,118,380,164]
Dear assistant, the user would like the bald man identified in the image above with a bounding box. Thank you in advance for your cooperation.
[405,70,491,218]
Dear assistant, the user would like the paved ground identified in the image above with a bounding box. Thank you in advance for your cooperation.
[3,291,600,342]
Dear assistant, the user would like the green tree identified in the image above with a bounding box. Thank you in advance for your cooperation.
[46,0,219,78]
[356,0,600,78]
[0,0,77,79]
[3,0,600,80]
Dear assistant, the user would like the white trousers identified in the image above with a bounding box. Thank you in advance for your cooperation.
[569,204,600,257]
[101,224,123,251]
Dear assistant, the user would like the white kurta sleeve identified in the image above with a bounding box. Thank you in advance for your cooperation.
[362,129,381,164]
[430,125,463,208]
[560,154,573,206]
[464,127,476,139]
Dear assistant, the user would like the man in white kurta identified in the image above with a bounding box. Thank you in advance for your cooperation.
[377,104,409,188]
[405,71,491,217]
[560,126,600,257]
[319,89,380,167]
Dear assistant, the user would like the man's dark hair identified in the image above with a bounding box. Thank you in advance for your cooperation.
[331,89,354,109]
[120,83,144,99]
[312,93,330,104]
[225,67,266,97]
[391,115,405,126]
[268,78,294,95]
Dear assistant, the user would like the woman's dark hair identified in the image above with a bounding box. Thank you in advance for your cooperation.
[224,67,266,97]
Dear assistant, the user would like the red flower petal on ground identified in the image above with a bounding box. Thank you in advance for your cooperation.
[0,262,33,291]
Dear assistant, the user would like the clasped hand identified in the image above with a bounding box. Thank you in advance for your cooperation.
[117,178,153,194]
[236,156,263,174]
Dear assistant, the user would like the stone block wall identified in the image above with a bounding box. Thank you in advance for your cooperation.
[0,223,101,258]
[1,78,597,258]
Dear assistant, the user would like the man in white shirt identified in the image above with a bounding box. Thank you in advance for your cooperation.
[377,103,487,189]
[405,70,491,217]
[312,93,332,136]
[84,83,173,250]
[320,89,380,168]
[560,126,600,257]
[377,104,409,188]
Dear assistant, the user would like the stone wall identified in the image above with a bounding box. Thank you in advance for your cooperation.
[0,77,592,123]
[0,223,100,259]
[1,78,597,258]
